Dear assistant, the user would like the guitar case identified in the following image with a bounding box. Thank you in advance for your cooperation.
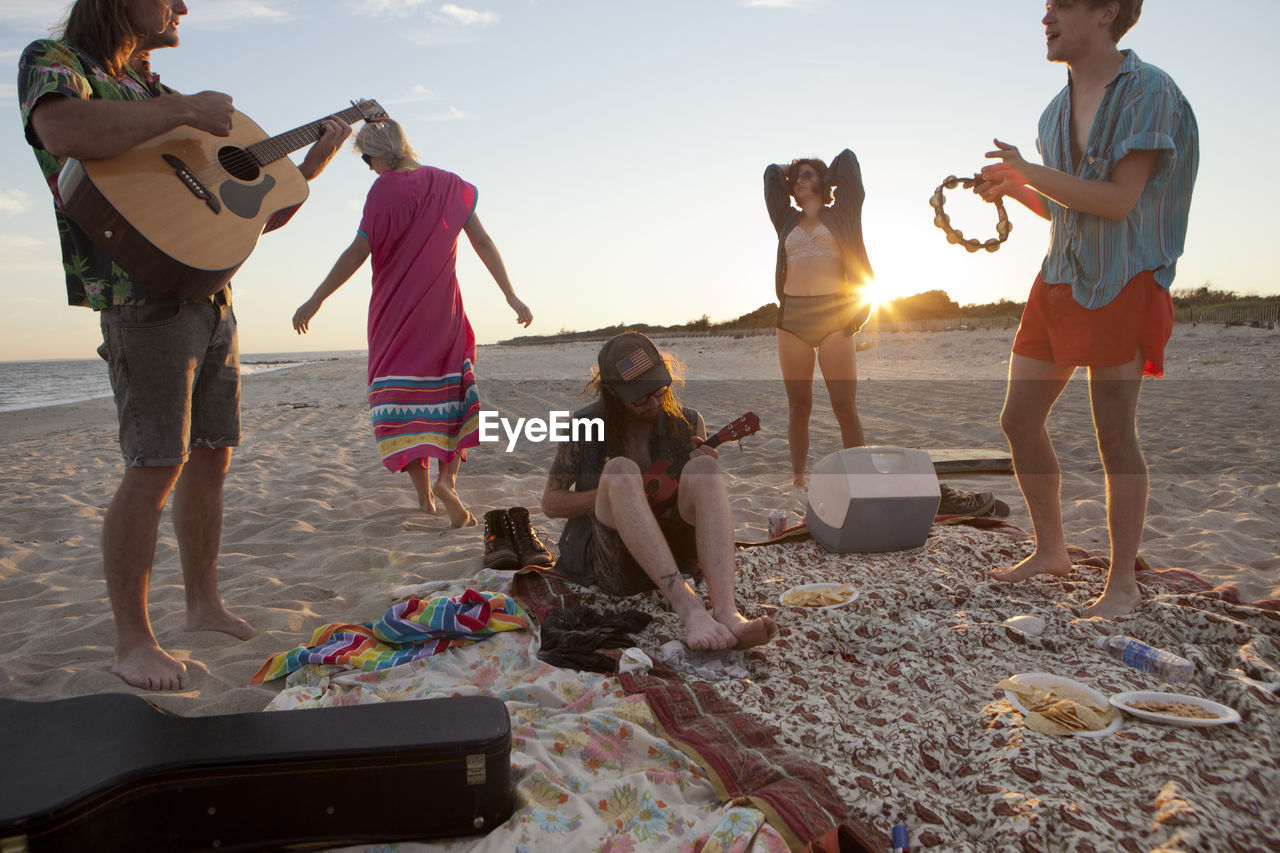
[0,692,512,852]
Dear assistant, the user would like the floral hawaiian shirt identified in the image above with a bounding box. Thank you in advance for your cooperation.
[18,39,175,309]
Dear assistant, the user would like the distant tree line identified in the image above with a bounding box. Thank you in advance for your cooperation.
[502,283,1276,344]
[1169,283,1274,309]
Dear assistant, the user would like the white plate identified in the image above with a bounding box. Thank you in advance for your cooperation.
[779,583,859,610]
[1109,691,1241,727]
[1002,672,1123,738]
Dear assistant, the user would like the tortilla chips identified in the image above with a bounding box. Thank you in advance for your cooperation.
[781,584,854,608]
[1129,699,1217,720]
[998,677,1119,735]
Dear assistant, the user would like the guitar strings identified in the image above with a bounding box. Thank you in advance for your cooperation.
[177,106,367,191]
[181,130,309,186]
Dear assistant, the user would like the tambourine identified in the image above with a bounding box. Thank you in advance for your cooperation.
[929,174,1012,253]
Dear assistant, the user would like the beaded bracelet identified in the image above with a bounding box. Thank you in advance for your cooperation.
[929,174,1012,253]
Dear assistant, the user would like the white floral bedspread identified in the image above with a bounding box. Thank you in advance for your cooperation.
[266,571,790,853]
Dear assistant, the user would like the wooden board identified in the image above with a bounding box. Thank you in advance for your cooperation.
[926,447,1014,474]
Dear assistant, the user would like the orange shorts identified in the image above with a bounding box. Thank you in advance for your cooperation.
[1012,270,1173,377]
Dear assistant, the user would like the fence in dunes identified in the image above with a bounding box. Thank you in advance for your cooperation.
[864,315,1019,333]
[1174,303,1279,327]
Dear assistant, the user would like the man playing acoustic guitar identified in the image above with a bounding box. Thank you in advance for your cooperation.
[18,0,350,690]
[542,332,778,651]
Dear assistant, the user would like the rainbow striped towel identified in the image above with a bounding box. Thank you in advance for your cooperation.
[250,589,529,684]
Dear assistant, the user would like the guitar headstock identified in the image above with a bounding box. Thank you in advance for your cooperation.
[714,412,761,444]
[350,99,389,124]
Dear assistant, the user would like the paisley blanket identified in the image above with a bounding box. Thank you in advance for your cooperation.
[513,525,1280,852]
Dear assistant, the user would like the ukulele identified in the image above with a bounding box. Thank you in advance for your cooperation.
[641,412,761,513]
[58,99,388,302]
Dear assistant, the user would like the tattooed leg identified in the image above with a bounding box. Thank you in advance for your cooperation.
[595,456,736,650]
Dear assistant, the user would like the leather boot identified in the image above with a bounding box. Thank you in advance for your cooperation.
[482,509,518,570]
[507,506,554,568]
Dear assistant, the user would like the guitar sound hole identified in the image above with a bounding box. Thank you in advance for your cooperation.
[217,146,261,181]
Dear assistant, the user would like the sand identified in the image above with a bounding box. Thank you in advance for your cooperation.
[0,323,1276,715]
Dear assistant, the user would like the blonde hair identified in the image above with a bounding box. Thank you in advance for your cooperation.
[355,119,418,169]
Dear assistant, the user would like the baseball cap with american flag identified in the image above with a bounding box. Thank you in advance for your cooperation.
[597,332,673,404]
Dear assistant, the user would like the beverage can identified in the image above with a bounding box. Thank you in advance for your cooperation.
[768,510,788,539]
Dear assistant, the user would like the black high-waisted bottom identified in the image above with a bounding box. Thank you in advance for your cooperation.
[776,291,871,349]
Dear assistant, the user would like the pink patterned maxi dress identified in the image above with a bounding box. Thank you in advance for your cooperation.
[359,166,481,472]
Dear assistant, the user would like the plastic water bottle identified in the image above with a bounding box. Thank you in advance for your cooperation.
[1097,635,1194,686]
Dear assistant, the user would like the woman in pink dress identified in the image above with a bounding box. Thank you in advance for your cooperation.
[293,120,532,526]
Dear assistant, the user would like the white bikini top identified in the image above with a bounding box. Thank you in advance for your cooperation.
[784,222,840,262]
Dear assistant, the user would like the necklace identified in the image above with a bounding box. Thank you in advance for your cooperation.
[929,175,1012,253]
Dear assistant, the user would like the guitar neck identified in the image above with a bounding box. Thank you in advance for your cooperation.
[700,430,732,452]
[246,103,371,166]
[668,424,738,477]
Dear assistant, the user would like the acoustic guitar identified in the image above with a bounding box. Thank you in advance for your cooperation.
[642,412,761,513]
[57,98,387,301]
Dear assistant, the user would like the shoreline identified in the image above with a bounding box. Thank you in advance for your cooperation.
[0,351,365,416]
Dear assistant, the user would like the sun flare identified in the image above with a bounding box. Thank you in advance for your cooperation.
[862,278,908,314]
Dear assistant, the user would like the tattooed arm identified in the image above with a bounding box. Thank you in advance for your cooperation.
[542,439,596,519]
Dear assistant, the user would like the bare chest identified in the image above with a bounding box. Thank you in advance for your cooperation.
[1069,86,1106,171]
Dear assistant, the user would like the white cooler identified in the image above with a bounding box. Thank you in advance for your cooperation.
[805,446,940,553]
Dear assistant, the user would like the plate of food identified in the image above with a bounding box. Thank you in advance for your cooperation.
[1109,691,1241,727]
[999,673,1122,737]
[779,583,858,610]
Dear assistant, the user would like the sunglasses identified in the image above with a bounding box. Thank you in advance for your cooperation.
[630,385,670,406]
[361,153,373,166]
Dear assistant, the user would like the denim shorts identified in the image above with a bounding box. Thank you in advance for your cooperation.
[98,300,240,467]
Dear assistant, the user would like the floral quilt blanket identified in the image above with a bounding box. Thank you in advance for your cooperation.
[266,569,791,853]
[512,524,1280,853]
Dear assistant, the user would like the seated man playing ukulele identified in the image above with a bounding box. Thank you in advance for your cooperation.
[542,332,778,652]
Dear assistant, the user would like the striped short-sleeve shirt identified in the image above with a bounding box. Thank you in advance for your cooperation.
[1036,50,1199,309]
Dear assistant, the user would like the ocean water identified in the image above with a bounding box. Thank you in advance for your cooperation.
[0,350,365,414]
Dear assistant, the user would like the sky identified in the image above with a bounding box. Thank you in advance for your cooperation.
[1,0,1276,361]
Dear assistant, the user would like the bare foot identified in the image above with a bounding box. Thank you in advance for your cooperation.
[791,473,807,491]
[991,552,1072,583]
[408,460,444,515]
[185,605,256,640]
[680,607,738,651]
[110,643,189,691]
[1082,586,1142,619]
[432,483,477,528]
[716,611,779,649]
